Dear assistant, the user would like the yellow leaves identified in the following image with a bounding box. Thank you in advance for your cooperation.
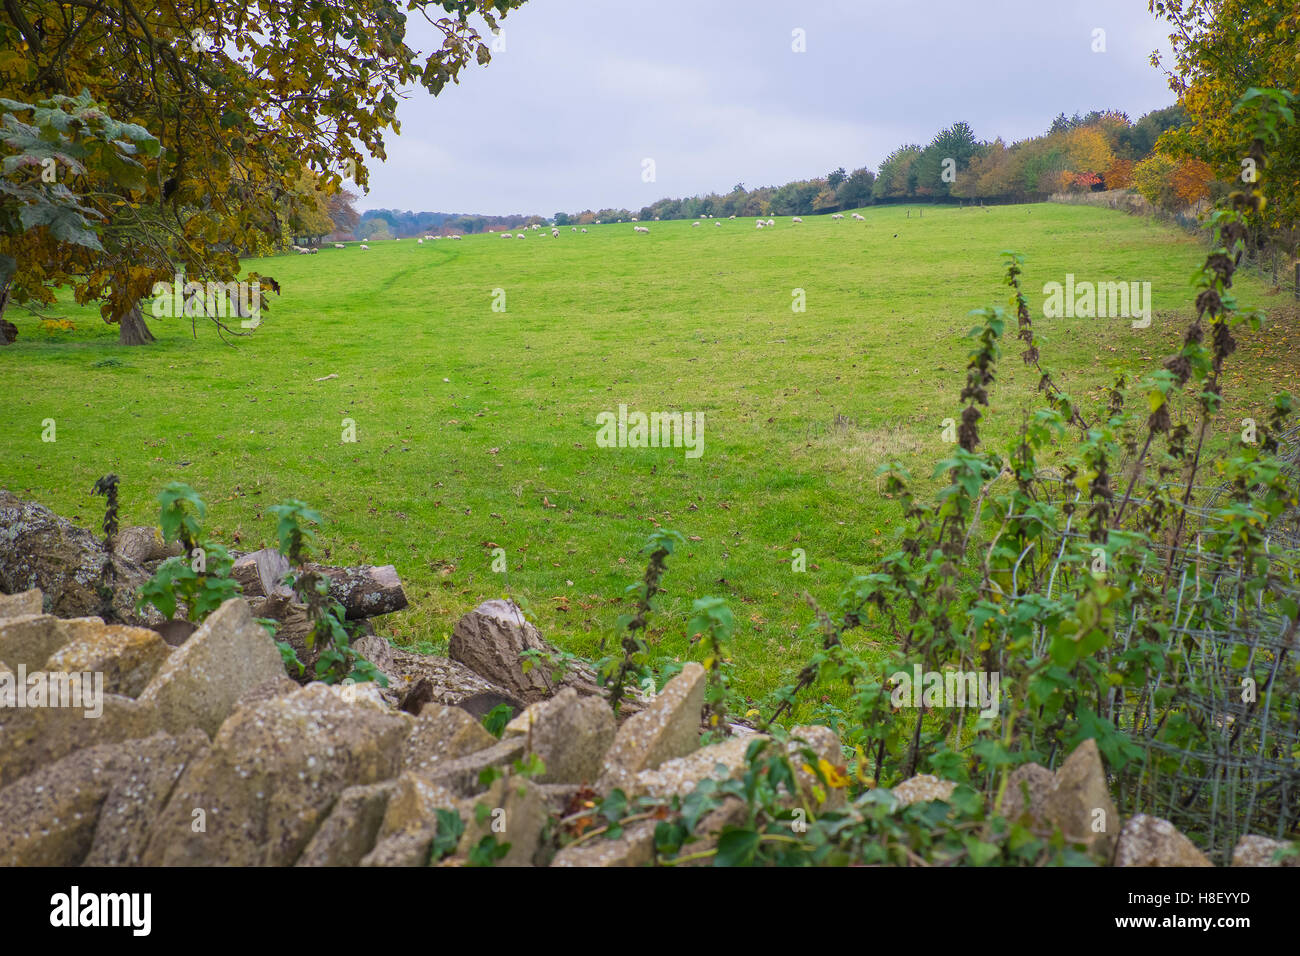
[804,758,850,789]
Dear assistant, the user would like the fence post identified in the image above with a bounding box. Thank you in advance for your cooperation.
[1295,262,1298,301]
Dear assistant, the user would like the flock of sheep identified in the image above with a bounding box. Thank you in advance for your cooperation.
[319,212,870,251]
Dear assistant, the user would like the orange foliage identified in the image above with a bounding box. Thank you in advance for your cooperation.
[1105,159,1135,189]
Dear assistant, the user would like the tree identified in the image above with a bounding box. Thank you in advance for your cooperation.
[826,167,847,189]
[1151,0,1299,232]
[872,145,922,200]
[0,0,523,343]
[1132,152,1180,208]
[912,122,979,198]
[836,167,875,209]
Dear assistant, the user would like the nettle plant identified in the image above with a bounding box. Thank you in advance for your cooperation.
[267,500,385,686]
[557,89,1299,865]
[137,482,239,623]
[136,484,383,686]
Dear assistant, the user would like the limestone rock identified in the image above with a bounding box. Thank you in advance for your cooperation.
[380,773,459,840]
[449,599,556,702]
[1042,738,1118,861]
[404,703,497,776]
[297,781,397,867]
[0,491,156,624]
[140,682,411,866]
[353,632,523,713]
[0,743,120,865]
[551,821,657,867]
[138,597,286,737]
[45,622,171,697]
[0,693,158,788]
[1001,763,1055,822]
[504,687,615,784]
[1231,834,1299,867]
[0,588,42,620]
[84,731,210,866]
[891,774,958,808]
[456,775,547,866]
[637,736,753,799]
[361,826,437,867]
[424,736,527,797]
[789,725,847,810]
[600,662,704,782]
[1115,814,1213,867]
[0,613,68,670]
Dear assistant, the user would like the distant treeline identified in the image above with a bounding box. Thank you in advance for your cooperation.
[356,104,1205,234]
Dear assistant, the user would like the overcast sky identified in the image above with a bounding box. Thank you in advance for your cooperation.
[358,0,1178,216]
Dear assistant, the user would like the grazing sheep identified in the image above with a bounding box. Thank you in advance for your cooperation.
[516,233,525,239]
[692,221,700,227]
[767,218,775,226]
[633,225,649,233]
[715,221,721,227]
[792,216,803,224]
[417,238,423,244]
[502,232,512,238]
[631,217,638,222]
[729,215,735,219]
[851,212,865,221]
[360,243,369,250]
[451,234,461,240]
[831,213,844,220]
[552,229,560,237]
[756,222,764,229]
[334,242,345,248]
[571,226,577,232]
[581,227,588,233]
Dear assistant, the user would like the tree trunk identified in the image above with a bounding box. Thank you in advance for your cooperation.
[0,280,15,345]
[117,300,155,345]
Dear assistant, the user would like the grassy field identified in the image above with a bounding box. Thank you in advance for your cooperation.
[3,202,1299,715]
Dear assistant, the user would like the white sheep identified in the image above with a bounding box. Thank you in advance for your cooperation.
[631,217,638,222]
[502,232,512,238]
[756,222,764,229]
[334,242,345,248]
[715,221,721,227]
[516,233,525,239]
[417,238,424,244]
[767,218,775,226]
[633,225,649,233]
[581,227,588,233]
[729,215,735,219]
[571,226,577,232]
[360,243,369,250]
[552,229,560,237]
[692,221,700,227]
[792,217,803,224]
[451,235,461,240]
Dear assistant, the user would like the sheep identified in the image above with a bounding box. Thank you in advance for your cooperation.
[831,213,844,220]
[692,221,700,227]
[631,217,638,222]
[360,243,369,250]
[767,218,775,226]
[633,225,649,233]
[552,229,560,237]
[417,238,423,244]
[334,242,345,248]
[756,221,764,229]
[715,221,721,227]
[580,227,588,233]
[502,232,512,238]
[791,216,803,224]
[729,215,736,219]
[571,226,577,232]
[451,234,461,240]
[516,233,525,239]
[851,212,865,221]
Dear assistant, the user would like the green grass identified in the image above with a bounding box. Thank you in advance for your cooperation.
[4,203,1298,713]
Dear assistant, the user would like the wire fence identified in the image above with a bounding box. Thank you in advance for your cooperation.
[1018,428,1300,862]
